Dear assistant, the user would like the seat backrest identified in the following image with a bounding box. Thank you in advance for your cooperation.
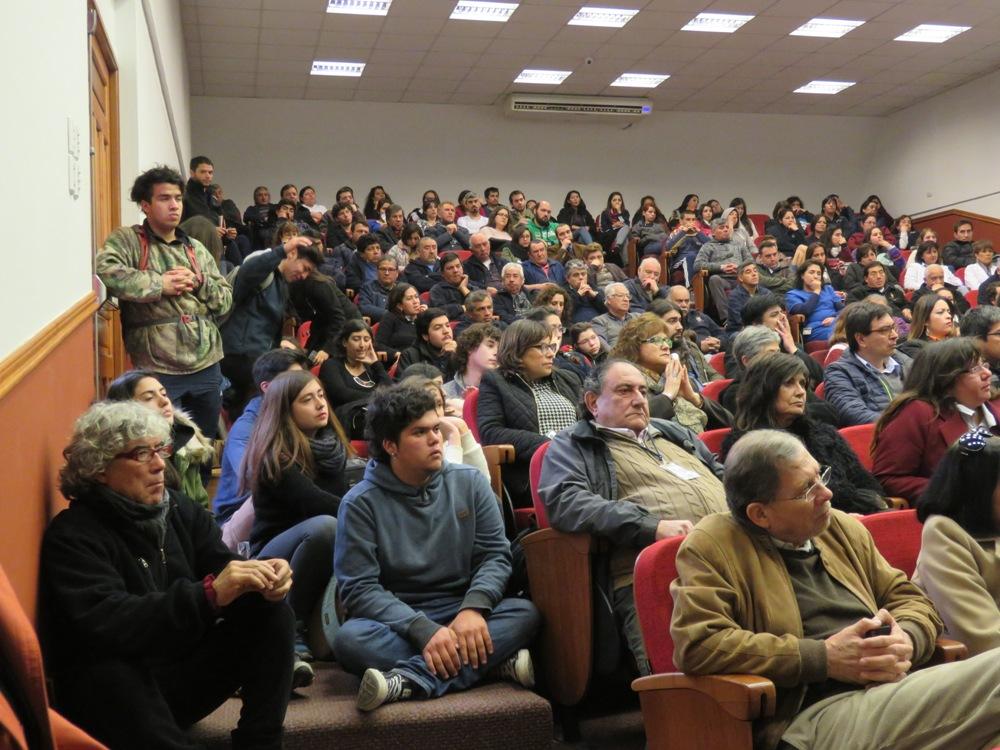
[419,290,431,304]
[809,348,829,366]
[697,427,731,458]
[966,290,979,310]
[814,381,825,400]
[954,266,966,284]
[708,351,726,376]
[701,378,732,403]
[462,387,481,442]
[838,423,875,471]
[350,439,369,458]
[530,441,551,529]
[633,535,687,674]
[804,340,828,354]
[297,320,311,348]
[858,509,922,578]
[824,347,845,367]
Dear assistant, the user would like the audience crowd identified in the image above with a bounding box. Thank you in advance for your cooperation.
[32,157,1000,748]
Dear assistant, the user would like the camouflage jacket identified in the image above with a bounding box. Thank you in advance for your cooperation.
[96,223,232,374]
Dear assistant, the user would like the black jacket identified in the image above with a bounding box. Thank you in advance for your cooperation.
[320,357,391,409]
[425,223,471,251]
[375,225,402,252]
[494,289,532,325]
[942,240,974,269]
[374,311,416,362]
[464,255,506,291]
[404,260,441,293]
[556,206,597,234]
[430,281,467,319]
[397,339,455,380]
[847,282,909,317]
[770,224,808,256]
[289,276,348,355]
[477,368,581,505]
[40,488,237,672]
[181,178,220,223]
[721,418,886,514]
[250,463,346,556]
[345,253,377,292]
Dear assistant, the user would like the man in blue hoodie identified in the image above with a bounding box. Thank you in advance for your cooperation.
[333,385,539,711]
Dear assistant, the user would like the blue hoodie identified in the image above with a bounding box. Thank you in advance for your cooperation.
[335,459,511,649]
[211,395,260,522]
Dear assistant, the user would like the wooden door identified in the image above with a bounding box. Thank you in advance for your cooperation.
[89,4,124,397]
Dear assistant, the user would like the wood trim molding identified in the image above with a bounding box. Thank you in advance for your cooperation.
[0,294,98,401]
[914,208,1000,228]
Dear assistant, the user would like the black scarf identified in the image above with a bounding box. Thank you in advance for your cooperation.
[94,484,171,550]
[309,426,346,477]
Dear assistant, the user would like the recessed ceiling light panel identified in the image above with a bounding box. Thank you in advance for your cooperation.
[794,80,855,94]
[450,1,519,22]
[311,60,366,77]
[326,0,392,16]
[790,17,864,38]
[610,73,670,88]
[682,12,754,33]
[514,69,572,84]
[895,24,970,43]
[568,7,639,28]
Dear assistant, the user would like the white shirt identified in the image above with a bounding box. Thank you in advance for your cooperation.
[964,262,997,294]
[955,402,998,432]
[457,214,489,233]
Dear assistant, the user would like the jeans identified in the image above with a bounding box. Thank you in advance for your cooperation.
[55,595,294,750]
[613,584,651,676]
[334,596,539,697]
[256,515,337,621]
[573,227,594,245]
[157,363,223,439]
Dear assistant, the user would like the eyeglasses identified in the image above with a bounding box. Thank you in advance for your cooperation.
[643,335,672,347]
[868,324,897,336]
[115,443,173,463]
[778,465,831,504]
[531,343,559,355]
[965,361,991,376]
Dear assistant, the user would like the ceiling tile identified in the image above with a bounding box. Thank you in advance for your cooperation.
[354,90,404,102]
[254,85,308,98]
[260,9,323,29]
[260,28,320,45]
[196,7,261,26]
[200,56,258,72]
[198,24,260,44]
[260,43,324,61]
[202,42,259,59]
[203,83,257,97]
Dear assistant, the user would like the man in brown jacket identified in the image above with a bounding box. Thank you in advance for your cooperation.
[671,429,1000,750]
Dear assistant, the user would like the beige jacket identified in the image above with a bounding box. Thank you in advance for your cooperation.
[913,514,1000,657]
[670,510,941,750]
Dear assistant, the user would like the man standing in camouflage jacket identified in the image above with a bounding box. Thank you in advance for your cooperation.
[96,166,232,438]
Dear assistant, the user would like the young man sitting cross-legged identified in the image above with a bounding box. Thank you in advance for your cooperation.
[333,384,540,710]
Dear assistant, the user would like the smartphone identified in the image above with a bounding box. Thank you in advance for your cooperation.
[864,624,892,638]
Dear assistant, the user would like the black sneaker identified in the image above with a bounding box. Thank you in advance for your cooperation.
[292,656,315,690]
[492,649,535,688]
[356,669,414,711]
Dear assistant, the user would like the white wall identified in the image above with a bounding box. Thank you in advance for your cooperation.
[0,2,93,359]
[871,67,1000,219]
[191,96,882,219]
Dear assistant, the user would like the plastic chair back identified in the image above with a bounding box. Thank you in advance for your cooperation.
[529,442,552,529]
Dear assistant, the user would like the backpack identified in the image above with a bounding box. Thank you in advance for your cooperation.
[214,250,276,326]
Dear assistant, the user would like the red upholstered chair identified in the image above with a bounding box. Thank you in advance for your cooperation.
[370,321,380,337]
[804,340,828,354]
[631,512,965,749]
[459,387,516,512]
[839,423,875,471]
[449,320,460,331]
[809,348,829,367]
[814,381,825,399]
[350,440,368,458]
[748,213,768,237]
[529,442,551,529]
[419,291,431,304]
[954,266,966,284]
[463,388,481,442]
[708,352,726,377]
[824,347,845,367]
[297,320,311,349]
[452,250,472,262]
[697,428,731,458]
[701,378,732,403]
[966,290,979,310]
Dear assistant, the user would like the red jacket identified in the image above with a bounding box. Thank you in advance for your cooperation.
[0,565,105,750]
[872,398,1000,504]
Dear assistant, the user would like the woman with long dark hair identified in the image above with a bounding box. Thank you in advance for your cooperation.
[557,189,597,245]
[786,259,844,343]
[319,318,392,438]
[363,185,391,222]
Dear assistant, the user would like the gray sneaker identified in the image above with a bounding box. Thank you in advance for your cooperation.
[292,656,315,690]
[492,648,535,688]
[356,669,414,712]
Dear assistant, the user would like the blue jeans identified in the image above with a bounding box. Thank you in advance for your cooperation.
[256,515,336,621]
[334,597,539,697]
[157,363,223,440]
[573,227,594,245]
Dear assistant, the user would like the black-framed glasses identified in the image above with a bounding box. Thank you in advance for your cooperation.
[778,465,831,503]
[115,443,173,463]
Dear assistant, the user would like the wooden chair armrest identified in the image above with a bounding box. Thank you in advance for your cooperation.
[522,529,595,706]
[788,314,805,345]
[886,496,909,510]
[346,288,355,299]
[482,444,515,465]
[692,269,707,311]
[377,351,387,362]
[928,637,967,665]
[631,673,776,721]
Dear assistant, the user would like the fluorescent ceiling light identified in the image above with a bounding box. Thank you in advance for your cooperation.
[611,73,670,88]
[326,0,391,16]
[794,80,855,94]
[311,60,366,77]
[515,69,571,84]
[568,7,639,28]
[682,12,754,33]
[790,17,864,38]
[450,1,519,22]
[895,24,970,43]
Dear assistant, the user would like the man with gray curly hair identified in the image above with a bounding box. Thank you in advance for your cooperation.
[40,400,296,750]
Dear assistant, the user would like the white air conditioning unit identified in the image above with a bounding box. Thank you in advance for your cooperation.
[505,93,653,118]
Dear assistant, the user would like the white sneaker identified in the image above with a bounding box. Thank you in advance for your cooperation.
[356,669,414,712]
[292,656,315,690]
[493,648,535,688]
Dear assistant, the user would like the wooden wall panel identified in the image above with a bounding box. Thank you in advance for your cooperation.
[0,296,97,618]
[914,209,1000,250]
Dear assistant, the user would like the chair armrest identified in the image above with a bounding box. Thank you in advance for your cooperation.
[928,637,967,665]
[693,270,707,312]
[886,496,910,510]
[788,314,805,345]
[482,444,515,465]
[377,351,387,362]
[522,529,595,706]
[631,673,776,721]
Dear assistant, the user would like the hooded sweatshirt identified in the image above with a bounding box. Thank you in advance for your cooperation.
[334,459,511,649]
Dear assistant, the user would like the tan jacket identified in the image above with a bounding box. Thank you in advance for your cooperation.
[670,510,941,750]
[913,515,1000,657]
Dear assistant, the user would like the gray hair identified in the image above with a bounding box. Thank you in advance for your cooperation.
[503,262,524,278]
[605,282,627,297]
[565,259,587,274]
[711,216,728,230]
[580,358,639,418]
[731,325,780,373]
[60,401,171,500]
[638,257,660,273]
[724,430,806,528]
[962,305,1000,339]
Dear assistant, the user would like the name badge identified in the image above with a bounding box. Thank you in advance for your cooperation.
[662,462,699,480]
